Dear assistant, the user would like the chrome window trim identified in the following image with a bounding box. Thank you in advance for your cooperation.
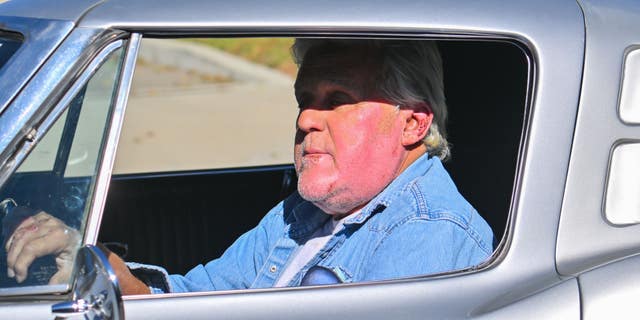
[0,16,74,115]
[121,33,537,303]
[0,40,124,298]
[84,33,141,245]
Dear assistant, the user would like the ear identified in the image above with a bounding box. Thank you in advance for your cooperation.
[401,103,433,147]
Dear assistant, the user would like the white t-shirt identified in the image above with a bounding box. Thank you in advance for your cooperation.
[274,213,353,287]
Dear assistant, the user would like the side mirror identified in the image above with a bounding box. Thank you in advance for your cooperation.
[52,245,124,320]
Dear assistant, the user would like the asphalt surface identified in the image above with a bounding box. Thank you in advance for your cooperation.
[113,39,298,174]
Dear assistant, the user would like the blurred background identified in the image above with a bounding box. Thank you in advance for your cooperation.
[114,38,299,174]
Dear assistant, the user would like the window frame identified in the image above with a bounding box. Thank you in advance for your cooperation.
[104,32,534,299]
[0,33,135,297]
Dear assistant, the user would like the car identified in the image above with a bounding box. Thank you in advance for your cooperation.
[0,0,639,318]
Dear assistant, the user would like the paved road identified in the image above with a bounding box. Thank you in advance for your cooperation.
[113,39,298,174]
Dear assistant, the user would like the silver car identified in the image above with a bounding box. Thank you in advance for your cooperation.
[0,0,638,318]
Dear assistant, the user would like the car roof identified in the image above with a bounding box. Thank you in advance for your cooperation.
[0,0,102,22]
[77,0,576,33]
[1,0,581,36]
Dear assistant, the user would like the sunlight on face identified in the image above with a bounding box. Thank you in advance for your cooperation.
[293,47,408,216]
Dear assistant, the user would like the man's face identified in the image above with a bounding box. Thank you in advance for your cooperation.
[293,47,410,216]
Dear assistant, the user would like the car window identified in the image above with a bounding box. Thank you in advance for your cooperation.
[101,37,527,292]
[0,32,22,71]
[0,45,124,292]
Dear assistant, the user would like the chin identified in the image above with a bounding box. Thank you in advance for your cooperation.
[298,186,358,215]
[297,182,328,202]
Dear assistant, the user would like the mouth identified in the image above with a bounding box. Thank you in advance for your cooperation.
[303,147,327,156]
[300,147,331,164]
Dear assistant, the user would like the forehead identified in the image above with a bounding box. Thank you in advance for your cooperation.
[294,45,380,95]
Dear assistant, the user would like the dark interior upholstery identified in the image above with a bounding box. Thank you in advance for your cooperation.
[99,40,527,275]
[440,41,527,241]
[100,167,297,274]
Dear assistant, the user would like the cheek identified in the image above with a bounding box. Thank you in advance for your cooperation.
[333,108,382,144]
[331,112,405,184]
[293,143,302,167]
[334,109,402,154]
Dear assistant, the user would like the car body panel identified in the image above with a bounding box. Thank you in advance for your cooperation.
[0,17,74,114]
[121,277,580,320]
[579,253,640,319]
[0,0,102,21]
[557,0,640,276]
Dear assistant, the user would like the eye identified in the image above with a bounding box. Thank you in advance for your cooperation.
[326,92,354,109]
[296,94,311,110]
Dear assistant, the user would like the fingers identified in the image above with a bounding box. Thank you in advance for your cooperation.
[5,211,55,251]
[6,216,45,278]
[5,215,37,253]
[6,212,77,283]
[10,228,69,283]
[50,228,80,285]
[49,261,73,285]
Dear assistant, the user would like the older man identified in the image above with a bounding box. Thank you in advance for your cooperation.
[6,39,493,294]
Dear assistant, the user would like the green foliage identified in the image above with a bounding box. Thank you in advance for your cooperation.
[190,38,297,77]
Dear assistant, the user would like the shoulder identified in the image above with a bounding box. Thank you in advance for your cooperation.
[371,158,494,256]
[377,213,493,259]
[364,217,491,280]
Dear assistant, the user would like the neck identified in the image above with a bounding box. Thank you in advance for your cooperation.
[397,144,427,176]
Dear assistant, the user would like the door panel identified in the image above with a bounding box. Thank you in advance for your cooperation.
[121,274,579,319]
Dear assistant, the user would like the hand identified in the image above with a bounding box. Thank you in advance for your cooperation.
[97,244,151,295]
[5,211,80,284]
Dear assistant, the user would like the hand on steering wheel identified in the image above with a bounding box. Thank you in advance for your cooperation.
[5,211,80,284]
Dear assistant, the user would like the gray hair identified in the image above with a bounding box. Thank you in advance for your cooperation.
[292,39,450,160]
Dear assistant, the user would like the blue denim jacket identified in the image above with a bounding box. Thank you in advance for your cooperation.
[132,154,494,293]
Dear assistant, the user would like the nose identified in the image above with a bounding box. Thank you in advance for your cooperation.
[296,108,325,133]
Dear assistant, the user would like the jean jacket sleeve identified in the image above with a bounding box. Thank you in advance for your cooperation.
[128,203,285,293]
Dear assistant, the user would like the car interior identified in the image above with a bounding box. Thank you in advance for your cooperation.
[98,38,528,275]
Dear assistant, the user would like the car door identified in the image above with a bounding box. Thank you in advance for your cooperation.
[74,0,584,319]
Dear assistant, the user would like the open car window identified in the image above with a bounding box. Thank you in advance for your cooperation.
[100,37,527,291]
[0,44,124,294]
[114,38,298,174]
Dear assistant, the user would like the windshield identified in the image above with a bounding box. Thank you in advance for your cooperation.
[0,31,22,71]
